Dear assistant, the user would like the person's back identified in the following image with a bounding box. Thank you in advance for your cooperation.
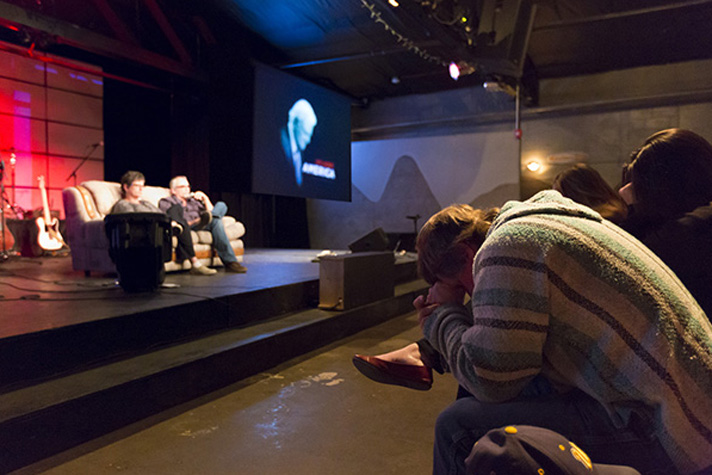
[620,128,712,317]
[434,190,712,473]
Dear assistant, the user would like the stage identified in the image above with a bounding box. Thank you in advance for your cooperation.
[0,248,426,472]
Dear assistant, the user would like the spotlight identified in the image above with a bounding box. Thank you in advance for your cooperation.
[483,81,516,97]
[390,76,400,84]
[449,61,475,81]
[388,0,399,6]
[449,62,460,80]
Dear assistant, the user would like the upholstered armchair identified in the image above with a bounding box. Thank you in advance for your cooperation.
[62,180,245,275]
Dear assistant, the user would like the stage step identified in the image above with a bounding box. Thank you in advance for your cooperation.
[0,279,427,473]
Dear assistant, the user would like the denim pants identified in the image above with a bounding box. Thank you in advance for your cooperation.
[204,201,237,264]
[433,389,676,475]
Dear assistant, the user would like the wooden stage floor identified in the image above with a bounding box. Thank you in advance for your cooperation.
[0,248,332,341]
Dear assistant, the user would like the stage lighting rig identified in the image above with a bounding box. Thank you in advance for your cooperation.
[415,0,480,46]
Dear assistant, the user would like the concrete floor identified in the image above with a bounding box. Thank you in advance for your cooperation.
[17,311,458,475]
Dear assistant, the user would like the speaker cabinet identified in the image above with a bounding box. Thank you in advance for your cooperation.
[348,227,390,253]
[319,251,394,310]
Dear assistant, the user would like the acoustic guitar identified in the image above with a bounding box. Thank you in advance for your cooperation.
[36,175,64,251]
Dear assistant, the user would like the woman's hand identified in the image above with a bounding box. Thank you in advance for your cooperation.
[415,281,466,330]
[427,281,466,305]
[414,294,439,330]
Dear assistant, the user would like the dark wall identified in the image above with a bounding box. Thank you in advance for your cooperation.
[205,47,310,248]
[103,79,172,186]
[103,48,311,249]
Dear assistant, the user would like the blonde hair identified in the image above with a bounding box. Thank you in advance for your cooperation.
[416,204,499,285]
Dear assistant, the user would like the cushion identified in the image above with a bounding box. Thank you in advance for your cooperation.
[82,181,121,217]
[142,186,171,207]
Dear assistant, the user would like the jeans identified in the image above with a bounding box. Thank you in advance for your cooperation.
[204,201,236,264]
[433,389,676,475]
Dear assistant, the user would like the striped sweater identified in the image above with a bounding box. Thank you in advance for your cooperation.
[423,190,712,473]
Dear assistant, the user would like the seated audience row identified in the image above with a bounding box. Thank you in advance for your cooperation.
[353,128,712,474]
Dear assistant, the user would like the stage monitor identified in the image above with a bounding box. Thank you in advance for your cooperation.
[252,63,352,201]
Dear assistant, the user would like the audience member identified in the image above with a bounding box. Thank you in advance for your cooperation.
[619,128,712,317]
[354,164,629,392]
[110,170,216,276]
[361,192,712,474]
[159,175,247,273]
[552,163,628,224]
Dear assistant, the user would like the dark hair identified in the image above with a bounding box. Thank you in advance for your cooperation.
[119,170,145,198]
[552,163,628,224]
[627,129,712,221]
[416,204,499,285]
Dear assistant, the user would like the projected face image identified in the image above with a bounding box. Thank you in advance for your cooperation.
[283,98,318,186]
[251,63,351,201]
[292,102,317,151]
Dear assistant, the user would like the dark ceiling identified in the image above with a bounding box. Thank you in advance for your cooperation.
[0,0,710,105]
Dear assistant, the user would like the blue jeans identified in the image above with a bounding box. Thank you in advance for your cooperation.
[205,201,236,264]
[433,389,676,475]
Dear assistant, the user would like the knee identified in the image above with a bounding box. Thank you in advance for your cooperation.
[435,404,464,441]
[212,201,227,217]
[435,398,488,444]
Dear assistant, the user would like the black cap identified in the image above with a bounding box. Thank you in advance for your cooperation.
[465,425,642,475]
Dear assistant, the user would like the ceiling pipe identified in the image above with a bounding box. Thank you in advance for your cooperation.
[279,42,441,69]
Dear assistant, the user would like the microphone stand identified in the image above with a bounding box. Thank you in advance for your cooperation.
[67,142,102,186]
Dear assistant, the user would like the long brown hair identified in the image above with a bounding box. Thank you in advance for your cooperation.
[552,164,628,224]
[627,128,712,221]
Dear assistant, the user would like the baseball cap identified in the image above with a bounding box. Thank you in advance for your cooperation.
[465,425,641,475]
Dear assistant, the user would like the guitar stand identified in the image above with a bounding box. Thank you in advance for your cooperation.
[0,178,10,262]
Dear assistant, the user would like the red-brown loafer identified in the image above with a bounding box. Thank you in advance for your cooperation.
[352,354,433,391]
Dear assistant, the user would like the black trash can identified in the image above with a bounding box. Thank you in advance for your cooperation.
[105,212,171,292]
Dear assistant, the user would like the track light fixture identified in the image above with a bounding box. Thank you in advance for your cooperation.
[448,61,475,80]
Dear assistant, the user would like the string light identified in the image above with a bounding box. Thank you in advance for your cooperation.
[360,0,447,67]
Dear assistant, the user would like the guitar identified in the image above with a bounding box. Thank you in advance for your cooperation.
[36,175,64,251]
[1,204,14,252]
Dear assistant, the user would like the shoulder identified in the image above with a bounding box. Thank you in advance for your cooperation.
[158,195,176,208]
[110,199,131,214]
[141,200,161,213]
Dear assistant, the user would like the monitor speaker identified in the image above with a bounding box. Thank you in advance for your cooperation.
[348,227,390,253]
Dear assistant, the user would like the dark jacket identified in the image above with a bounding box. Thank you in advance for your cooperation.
[623,203,712,318]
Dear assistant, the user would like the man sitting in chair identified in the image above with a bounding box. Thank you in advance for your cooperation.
[111,170,216,276]
[159,175,247,273]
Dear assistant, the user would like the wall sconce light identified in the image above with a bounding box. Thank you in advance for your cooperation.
[526,160,541,173]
